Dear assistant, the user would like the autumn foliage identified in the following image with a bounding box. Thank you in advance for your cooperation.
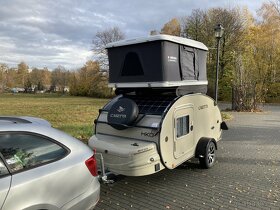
[158,2,280,110]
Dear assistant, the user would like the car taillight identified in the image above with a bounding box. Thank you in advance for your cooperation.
[85,156,98,176]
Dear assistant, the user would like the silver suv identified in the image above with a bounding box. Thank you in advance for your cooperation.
[0,116,100,210]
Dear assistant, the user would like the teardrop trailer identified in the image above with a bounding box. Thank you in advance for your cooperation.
[89,35,228,178]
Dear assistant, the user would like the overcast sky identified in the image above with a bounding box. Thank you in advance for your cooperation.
[0,0,267,70]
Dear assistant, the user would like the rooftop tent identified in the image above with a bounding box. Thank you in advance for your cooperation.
[106,35,208,93]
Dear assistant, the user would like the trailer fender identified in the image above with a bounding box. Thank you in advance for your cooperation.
[195,137,217,158]
[221,121,228,130]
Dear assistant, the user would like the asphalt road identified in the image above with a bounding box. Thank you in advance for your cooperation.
[95,105,280,210]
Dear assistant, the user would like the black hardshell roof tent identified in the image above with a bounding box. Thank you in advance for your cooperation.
[106,35,208,95]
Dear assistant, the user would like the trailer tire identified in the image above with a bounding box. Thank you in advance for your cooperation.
[107,98,139,130]
[196,138,216,169]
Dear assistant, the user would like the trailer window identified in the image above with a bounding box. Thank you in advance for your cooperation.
[176,115,189,138]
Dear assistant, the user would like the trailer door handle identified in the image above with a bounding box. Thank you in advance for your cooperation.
[190,125,193,131]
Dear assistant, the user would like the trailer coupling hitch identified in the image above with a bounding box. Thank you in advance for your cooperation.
[100,174,115,184]
[94,152,115,184]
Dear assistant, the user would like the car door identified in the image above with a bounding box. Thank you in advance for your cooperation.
[0,156,11,209]
[0,132,69,210]
[173,104,194,159]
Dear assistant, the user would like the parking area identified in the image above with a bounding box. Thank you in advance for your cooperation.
[95,105,280,210]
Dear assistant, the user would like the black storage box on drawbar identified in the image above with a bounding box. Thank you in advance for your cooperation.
[106,35,208,94]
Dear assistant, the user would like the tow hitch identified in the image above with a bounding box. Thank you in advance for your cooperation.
[94,152,115,184]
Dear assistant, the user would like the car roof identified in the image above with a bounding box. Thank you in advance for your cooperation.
[0,116,91,155]
[0,116,52,126]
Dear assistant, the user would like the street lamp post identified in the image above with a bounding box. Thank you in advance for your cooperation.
[214,24,224,103]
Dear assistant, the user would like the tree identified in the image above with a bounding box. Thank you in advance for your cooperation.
[16,62,29,87]
[0,63,9,92]
[258,1,280,83]
[24,79,32,93]
[42,67,51,88]
[160,7,280,110]
[69,60,113,98]
[92,27,125,69]
[5,68,17,88]
[181,7,247,101]
[29,67,51,92]
[51,66,70,93]
[30,68,41,90]
[69,72,79,96]
[181,9,207,41]
[228,2,280,110]
[161,18,181,36]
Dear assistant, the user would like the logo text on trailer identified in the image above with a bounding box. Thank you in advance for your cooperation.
[198,104,208,110]
[168,56,177,63]
[141,131,159,138]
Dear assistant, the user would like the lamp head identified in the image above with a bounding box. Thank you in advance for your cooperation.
[214,24,224,39]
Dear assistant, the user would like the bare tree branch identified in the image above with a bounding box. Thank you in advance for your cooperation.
[92,27,125,70]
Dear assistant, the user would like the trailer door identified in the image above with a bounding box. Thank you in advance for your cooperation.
[173,105,194,159]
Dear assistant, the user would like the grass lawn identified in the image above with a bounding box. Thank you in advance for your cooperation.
[0,93,109,142]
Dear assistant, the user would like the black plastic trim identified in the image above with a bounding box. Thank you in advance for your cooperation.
[195,137,217,158]
[96,120,159,130]
[99,109,162,116]
[178,45,183,80]
[221,121,228,130]
[0,153,11,177]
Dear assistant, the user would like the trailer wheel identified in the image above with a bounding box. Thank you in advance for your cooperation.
[107,98,139,130]
[199,141,216,169]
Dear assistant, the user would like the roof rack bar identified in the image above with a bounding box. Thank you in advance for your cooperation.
[0,117,32,124]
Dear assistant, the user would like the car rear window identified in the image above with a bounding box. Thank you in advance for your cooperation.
[0,133,68,173]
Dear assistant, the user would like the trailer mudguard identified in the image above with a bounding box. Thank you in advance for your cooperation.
[195,137,217,158]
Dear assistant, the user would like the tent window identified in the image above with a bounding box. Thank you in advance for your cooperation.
[121,52,144,76]
[180,46,196,80]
